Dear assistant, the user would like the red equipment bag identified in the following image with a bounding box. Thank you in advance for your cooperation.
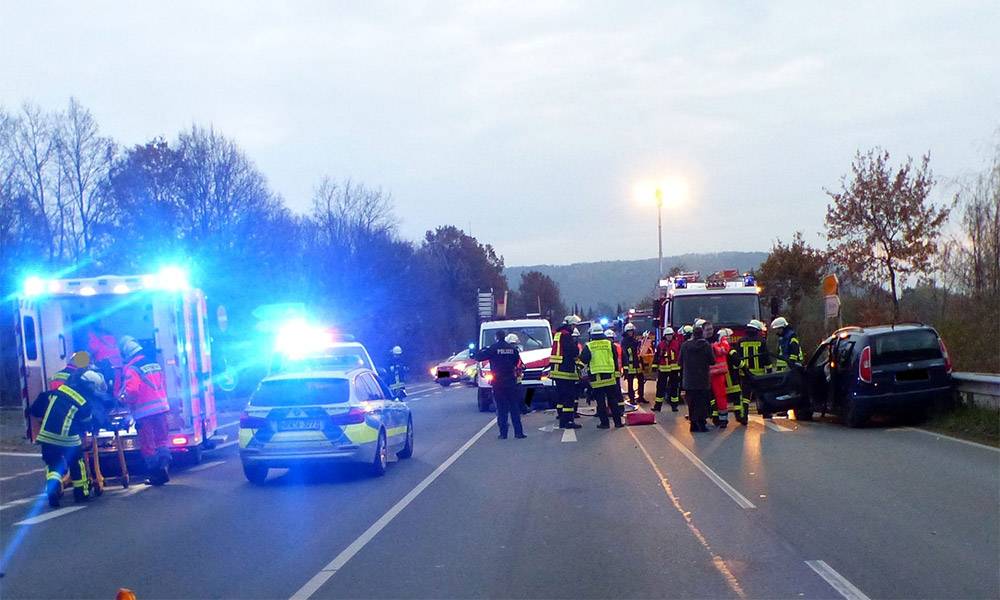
[626,411,655,426]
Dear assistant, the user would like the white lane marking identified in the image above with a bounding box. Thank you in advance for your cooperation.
[15,505,86,525]
[651,423,756,509]
[217,420,240,429]
[114,484,151,497]
[0,451,41,457]
[902,427,999,452]
[751,416,793,432]
[0,497,37,512]
[538,425,556,432]
[186,460,225,473]
[289,418,496,600]
[0,467,45,482]
[561,428,577,442]
[805,560,871,600]
[213,440,239,450]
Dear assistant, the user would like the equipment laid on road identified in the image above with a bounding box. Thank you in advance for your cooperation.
[625,411,655,426]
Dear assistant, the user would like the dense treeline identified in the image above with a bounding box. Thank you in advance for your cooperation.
[0,98,534,402]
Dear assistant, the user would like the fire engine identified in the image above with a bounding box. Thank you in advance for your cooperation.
[657,269,763,338]
[15,266,219,462]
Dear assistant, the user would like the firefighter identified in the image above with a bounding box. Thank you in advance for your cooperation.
[770,317,803,372]
[652,327,674,412]
[621,323,647,405]
[709,327,735,428]
[667,326,689,411]
[735,319,772,425]
[580,325,623,429]
[474,330,526,439]
[387,346,407,397]
[721,329,743,426]
[30,369,106,507]
[549,315,582,429]
[120,336,172,485]
[48,351,91,391]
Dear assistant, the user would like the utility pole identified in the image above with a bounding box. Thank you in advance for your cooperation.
[656,187,664,279]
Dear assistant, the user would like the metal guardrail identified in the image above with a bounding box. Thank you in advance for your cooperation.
[953,372,1000,411]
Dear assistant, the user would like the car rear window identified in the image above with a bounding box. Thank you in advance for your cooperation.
[250,378,350,406]
[872,330,941,366]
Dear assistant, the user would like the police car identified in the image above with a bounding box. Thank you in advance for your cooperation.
[238,368,413,483]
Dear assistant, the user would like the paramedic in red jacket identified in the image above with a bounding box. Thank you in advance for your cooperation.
[119,336,172,485]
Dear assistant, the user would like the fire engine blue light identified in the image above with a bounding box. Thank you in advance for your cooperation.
[743,275,756,287]
[468,343,475,350]
[599,317,609,326]
[675,278,687,289]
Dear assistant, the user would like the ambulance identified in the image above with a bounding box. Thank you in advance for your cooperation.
[15,267,219,462]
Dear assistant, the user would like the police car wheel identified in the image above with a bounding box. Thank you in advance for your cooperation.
[397,418,414,459]
[243,462,269,484]
[439,380,452,387]
[371,430,388,476]
[477,389,494,412]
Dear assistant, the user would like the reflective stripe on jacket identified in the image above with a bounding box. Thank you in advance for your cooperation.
[35,385,92,447]
[549,329,580,381]
[123,355,170,420]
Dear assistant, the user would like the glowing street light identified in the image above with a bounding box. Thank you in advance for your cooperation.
[635,176,689,279]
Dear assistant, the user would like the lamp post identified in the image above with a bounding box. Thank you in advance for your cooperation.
[655,187,664,279]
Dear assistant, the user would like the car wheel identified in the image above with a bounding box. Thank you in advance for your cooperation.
[439,379,452,387]
[844,397,867,428]
[242,462,268,485]
[397,418,414,459]
[477,389,494,412]
[794,397,814,421]
[371,430,388,476]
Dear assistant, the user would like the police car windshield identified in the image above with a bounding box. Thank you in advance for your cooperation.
[481,326,552,351]
[251,378,351,406]
[273,347,371,373]
[672,294,760,327]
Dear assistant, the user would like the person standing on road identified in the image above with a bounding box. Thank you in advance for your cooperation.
[679,325,715,433]
[666,326,687,411]
[735,320,772,425]
[652,327,674,412]
[30,370,106,507]
[709,326,734,428]
[474,331,526,439]
[580,325,624,429]
[549,315,582,430]
[621,323,647,405]
[770,317,803,372]
[387,346,408,397]
[120,336,172,485]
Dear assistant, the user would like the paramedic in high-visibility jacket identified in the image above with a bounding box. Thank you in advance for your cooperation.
[119,336,172,485]
[549,315,582,430]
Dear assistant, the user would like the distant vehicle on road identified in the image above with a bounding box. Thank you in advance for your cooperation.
[475,318,554,412]
[753,324,953,427]
[433,349,477,386]
[238,367,413,483]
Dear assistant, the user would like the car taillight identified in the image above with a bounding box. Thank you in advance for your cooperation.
[859,345,872,384]
[171,436,189,446]
[240,411,268,429]
[939,338,953,374]
[331,407,366,425]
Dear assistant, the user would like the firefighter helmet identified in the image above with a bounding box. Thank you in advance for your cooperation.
[391,346,403,355]
[663,327,675,336]
[563,315,582,326]
[505,333,520,344]
[604,329,616,339]
[770,317,789,330]
[681,325,694,335]
[119,336,142,360]
[747,319,765,331]
[624,323,636,333]
[589,323,604,336]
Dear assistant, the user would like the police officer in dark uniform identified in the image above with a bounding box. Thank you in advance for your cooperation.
[474,330,526,439]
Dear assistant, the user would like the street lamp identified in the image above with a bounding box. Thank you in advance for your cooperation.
[655,187,664,280]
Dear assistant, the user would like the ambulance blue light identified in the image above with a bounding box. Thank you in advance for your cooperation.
[675,278,687,289]
[23,276,45,298]
[156,266,190,291]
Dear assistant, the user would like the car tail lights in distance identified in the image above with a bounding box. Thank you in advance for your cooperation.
[240,412,269,429]
[859,346,872,383]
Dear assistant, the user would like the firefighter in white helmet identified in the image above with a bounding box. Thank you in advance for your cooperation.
[769,317,802,372]
[387,345,407,398]
[734,319,773,425]
[652,327,678,411]
[621,323,647,405]
[549,315,582,429]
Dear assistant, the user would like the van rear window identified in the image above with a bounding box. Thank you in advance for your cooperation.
[250,379,350,406]
[872,330,941,366]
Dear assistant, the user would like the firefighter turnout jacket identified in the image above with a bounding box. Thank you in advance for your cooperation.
[549,325,580,381]
[775,328,803,371]
[122,354,170,420]
[737,333,772,377]
[622,334,641,375]
[31,385,94,447]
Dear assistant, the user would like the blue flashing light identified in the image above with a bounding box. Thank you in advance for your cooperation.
[743,275,756,287]
[675,278,687,289]
[23,276,45,298]
[599,317,609,326]
[468,343,476,350]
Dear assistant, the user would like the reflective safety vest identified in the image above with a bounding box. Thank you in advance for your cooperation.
[123,355,171,420]
[586,339,617,388]
[549,331,580,381]
[35,385,92,447]
[737,339,770,376]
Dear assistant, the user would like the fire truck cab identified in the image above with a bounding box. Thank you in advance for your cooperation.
[15,267,218,462]
[658,270,763,338]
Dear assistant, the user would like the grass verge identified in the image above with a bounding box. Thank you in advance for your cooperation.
[923,404,999,448]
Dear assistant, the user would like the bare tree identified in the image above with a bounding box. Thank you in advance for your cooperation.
[8,103,62,262]
[825,148,952,320]
[311,177,397,252]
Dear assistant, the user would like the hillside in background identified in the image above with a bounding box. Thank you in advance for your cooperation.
[506,252,768,311]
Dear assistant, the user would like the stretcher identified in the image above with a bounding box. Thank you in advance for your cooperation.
[88,409,132,490]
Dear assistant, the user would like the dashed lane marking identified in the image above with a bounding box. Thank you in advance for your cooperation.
[0,497,38,512]
[0,468,45,482]
[0,451,40,458]
[15,506,86,525]
[805,560,871,600]
[751,416,793,432]
[560,428,577,442]
[649,419,757,509]
[289,418,497,600]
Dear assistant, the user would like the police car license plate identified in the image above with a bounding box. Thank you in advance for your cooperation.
[279,419,322,431]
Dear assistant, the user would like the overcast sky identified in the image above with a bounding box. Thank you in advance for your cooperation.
[2,1,998,266]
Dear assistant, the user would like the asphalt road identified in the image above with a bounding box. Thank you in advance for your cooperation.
[0,381,997,599]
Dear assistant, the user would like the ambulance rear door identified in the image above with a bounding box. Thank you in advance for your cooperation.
[16,298,45,440]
